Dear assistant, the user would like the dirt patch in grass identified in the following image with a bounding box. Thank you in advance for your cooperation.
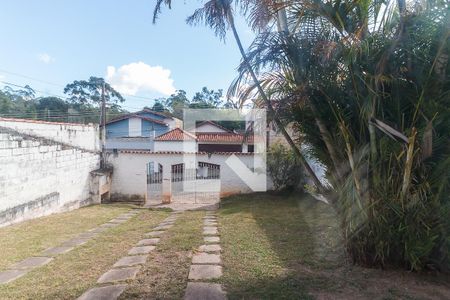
[0,209,168,300]
[0,204,134,270]
[219,193,450,300]
[121,211,204,300]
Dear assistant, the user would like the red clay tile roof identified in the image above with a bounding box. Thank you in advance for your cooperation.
[118,150,256,156]
[196,132,253,144]
[154,128,197,141]
[155,128,255,144]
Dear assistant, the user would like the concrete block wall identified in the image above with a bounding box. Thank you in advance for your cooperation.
[0,127,100,227]
[0,117,100,152]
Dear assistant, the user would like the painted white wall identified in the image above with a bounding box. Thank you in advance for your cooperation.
[108,152,273,201]
[107,152,149,199]
[128,118,142,137]
[194,123,228,133]
[0,117,100,151]
[242,143,248,153]
[154,140,198,152]
[0,130,100,227]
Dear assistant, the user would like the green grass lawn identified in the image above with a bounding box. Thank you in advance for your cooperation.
[121,211,205,299]
[219,193,450,300]
[1,196,449,299]
[0,204,134,270]
[0,206,169,299]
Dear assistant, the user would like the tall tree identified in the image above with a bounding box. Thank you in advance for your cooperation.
[152,100,167,112]
[36,97,69,122]
[163,90,190,119]
[2,85,35,101]
[64,77,125,105]
[0,85,37,119]
[228,0,450,270]
[190,86,223,108]
[153,0,326,192]
[0,90,13,114]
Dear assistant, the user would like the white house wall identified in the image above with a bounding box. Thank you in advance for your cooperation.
[164,118,183,129]
[154,141,198,152]
[107,151,273,201]
[107,152,149,200]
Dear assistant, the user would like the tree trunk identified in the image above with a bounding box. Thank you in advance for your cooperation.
[308,101,344,180]
[340,122,364,201]
[400,128,417,204]
[227,11,326,193]
[276,1,289,35]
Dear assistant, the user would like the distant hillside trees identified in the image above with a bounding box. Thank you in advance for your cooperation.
[0,83,126,124]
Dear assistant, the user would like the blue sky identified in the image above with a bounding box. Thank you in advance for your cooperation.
[0,0,255,111]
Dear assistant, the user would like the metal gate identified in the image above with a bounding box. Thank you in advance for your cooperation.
[147,162,221,205]
[146,162,163,205]
[171,162,220,204]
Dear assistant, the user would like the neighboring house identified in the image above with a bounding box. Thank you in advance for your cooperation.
[107,120,274,206]
[153,121,255,153]
[266,121,295,148]
[105,109,182,150]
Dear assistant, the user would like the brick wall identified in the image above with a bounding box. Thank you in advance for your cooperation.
[0,126,100,227]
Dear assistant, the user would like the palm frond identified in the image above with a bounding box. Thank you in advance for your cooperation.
[186,0,233,41]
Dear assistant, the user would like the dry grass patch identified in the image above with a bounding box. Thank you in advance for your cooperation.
[0,204,134,270]
[121,211,204,300]
[219,193,450,300]
[0,209,168,300]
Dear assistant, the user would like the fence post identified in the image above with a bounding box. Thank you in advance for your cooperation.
[162,163,172,204]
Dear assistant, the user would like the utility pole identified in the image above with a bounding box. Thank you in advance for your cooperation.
[100,82,106,168]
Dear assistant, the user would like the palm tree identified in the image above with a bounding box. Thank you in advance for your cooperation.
[153,0,326,193]
[230,0,450,270]
[250,1,346,183]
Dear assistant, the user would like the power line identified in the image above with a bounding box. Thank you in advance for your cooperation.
[0,74,170,125]
[0,80,69,100]
[0,80,146,112]
[0,68,162,102]
[0,69,64,88]
[0,112,127,117]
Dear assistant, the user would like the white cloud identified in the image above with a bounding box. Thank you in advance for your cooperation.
[106,62,176,96]
[37,53,55,64]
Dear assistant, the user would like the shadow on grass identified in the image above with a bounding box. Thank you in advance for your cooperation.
[218,192,343,299]
[218,192,450,300]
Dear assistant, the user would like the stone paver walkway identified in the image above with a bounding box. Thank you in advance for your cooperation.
[77,211,181,300]
[185,282,227,300]
[184,211,227,300]
[0,209,141,285]
[77,284,128,300]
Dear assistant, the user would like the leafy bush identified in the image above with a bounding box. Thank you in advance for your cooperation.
[232,1,449,271]
[267,143,303,192]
